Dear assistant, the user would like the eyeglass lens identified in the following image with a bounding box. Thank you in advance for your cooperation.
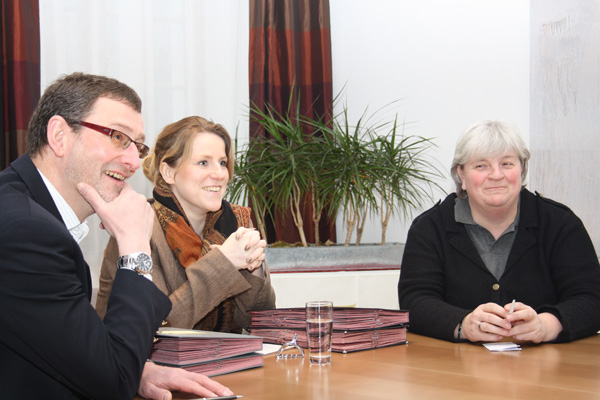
[110,131,149,158]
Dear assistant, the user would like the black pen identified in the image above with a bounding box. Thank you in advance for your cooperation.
[191,396,243,400]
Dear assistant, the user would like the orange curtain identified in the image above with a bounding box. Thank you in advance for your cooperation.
[1,0,40,169]
[249,0,335,245]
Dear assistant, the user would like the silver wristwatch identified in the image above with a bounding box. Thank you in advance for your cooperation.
[118,251,153,280]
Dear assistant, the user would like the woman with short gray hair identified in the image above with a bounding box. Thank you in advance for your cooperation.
[398,120,600,343]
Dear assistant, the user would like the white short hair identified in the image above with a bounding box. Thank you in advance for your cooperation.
[450,120,530,198]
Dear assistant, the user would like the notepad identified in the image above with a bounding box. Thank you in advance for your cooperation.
[483,342,522,352]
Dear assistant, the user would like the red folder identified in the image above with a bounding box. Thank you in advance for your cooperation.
[250,325,407,353]
[150,328,264,376]
[249,307,409,353]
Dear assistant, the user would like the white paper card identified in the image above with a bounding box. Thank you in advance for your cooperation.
[258,343,282,355]
[483,342,522,352]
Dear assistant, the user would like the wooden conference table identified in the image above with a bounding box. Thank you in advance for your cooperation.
[165,332,600,400]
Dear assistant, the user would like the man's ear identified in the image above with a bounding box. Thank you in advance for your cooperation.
[46,116,70,158]
[160,161,175,185]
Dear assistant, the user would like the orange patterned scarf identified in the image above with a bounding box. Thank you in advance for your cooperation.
[152,187,240,267]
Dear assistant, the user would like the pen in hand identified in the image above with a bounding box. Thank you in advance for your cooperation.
[191,396,243,400]
[506,299,516,329]
[509,299,516,314]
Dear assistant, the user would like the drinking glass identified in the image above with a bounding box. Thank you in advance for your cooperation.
[305,300,333,365]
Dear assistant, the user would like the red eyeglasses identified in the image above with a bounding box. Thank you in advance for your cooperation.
[77,121,149,158]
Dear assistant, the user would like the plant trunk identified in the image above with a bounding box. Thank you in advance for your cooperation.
[250,194,269,242]
[381,202,392,246]
[344,206,357,246]
[355,207,367,245]
[256,206,268,243]
[311,190,322,245]
[381,197,392,245]
[313,215,321,245]
[290,181,308,247]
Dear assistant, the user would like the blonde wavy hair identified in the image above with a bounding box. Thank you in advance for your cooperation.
[142,116,234,191]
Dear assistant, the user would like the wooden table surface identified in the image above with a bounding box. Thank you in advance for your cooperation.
[168,332,600,400]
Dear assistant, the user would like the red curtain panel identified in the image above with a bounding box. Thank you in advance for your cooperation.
[1,0,40,169]
[249,0,335,245]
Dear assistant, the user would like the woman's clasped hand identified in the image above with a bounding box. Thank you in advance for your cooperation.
[461,301,561,343]
[211,227,267,272]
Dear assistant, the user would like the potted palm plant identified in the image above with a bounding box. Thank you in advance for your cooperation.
[227,96,444,249]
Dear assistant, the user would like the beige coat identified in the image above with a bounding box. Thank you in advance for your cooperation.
[95,213,276,330]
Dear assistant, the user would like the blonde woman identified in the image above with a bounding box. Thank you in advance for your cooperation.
[96,116,275,332]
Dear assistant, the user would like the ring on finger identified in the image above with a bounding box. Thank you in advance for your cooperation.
[478,322,483,331]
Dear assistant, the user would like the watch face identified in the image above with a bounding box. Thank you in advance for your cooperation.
[135,252,153,274]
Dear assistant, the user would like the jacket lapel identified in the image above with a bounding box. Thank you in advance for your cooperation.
[441,194,489,272]
[10,155,65,225]
[505,190,537,273]
[11,155,93,298]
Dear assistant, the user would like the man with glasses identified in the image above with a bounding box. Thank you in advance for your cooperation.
[0,73,234,399]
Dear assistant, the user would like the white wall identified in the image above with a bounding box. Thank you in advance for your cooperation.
[329,0,530,244]
[272,270,400,309]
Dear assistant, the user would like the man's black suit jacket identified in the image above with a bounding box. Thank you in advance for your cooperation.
[0,155,171,400]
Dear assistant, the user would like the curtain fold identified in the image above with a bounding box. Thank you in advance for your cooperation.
[1,0,40,169]
[249,0,335,245]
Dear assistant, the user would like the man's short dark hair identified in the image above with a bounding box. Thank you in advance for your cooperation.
[26,72,142,156]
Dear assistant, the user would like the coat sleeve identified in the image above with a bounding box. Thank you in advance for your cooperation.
[398,208,470,342]
[230,205,276,328]
[0,205,171,400]
[154,246,277,330]
[233,261,277,329]
[155,246,253,328]
[95,235,119,319]
[536,204,600,342]
[151,214,276,330]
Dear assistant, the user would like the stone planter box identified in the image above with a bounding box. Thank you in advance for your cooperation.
[265,243,404,273]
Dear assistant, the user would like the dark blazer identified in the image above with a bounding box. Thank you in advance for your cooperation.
[0,155,171,400]
[398,189,600,343]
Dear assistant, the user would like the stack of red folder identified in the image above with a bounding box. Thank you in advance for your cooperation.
[249,307,409,353]
[149,327,264,376]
